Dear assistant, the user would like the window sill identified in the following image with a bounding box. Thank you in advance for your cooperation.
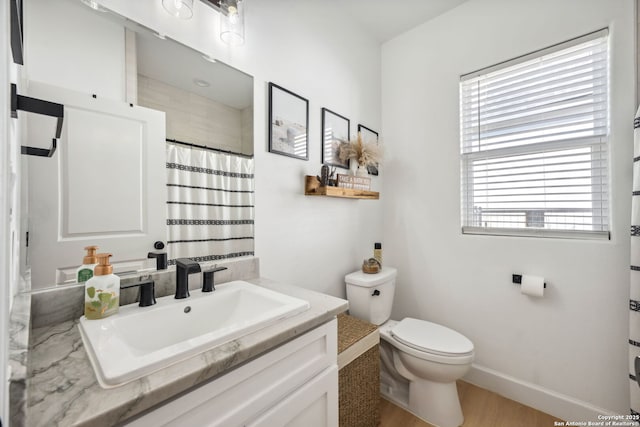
[462,226,610,240]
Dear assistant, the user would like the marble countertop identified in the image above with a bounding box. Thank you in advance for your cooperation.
[9,287,31,427]
[24,278,348,427]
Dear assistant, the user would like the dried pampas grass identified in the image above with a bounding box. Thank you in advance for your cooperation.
[338,132,383,167]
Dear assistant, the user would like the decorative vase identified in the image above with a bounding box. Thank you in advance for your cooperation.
[349,160,359,176]
[356,164,368,177]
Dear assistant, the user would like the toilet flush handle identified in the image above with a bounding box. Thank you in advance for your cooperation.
[372,289,380,296]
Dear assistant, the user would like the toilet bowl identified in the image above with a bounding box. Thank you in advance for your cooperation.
[345,267,474,427]
[379,319,473,427]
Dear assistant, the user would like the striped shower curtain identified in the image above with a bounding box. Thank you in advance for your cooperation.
[166,142,255,265]
[631,108,640,415]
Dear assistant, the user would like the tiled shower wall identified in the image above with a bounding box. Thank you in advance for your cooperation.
[137,75,253,155]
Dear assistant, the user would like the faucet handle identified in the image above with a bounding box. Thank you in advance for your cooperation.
[175,258,201,299]
[147,252,168,270]
[202,266,228,292]
[121,280,156,307]
[175,258,201,273]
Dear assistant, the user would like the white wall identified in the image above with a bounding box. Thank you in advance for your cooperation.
[24,0,125,100]
[382,0,634,419]
[246,3,383,296]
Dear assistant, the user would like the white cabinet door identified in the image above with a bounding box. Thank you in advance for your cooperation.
[25,82,166,287]
[247,365,338,427]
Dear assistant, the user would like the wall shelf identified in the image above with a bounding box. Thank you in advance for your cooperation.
[304,176,379,200]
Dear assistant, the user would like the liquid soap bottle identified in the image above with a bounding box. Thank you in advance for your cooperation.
[84,253,120,320]
[374,242,382,266]
[77,245,98,283]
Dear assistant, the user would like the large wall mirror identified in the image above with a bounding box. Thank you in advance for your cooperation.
[22,0,254,290]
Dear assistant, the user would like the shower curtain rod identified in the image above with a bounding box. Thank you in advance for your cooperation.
[166,138,254,159]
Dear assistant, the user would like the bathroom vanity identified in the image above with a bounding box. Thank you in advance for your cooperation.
[18,273,347,427]
[125,318,337,426]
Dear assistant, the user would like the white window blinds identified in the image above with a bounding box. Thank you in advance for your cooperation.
[460,29,609,239]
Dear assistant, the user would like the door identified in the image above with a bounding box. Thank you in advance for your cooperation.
[25,82,166,288]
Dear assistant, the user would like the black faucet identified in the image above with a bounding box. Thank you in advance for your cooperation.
[148,251,168,270]
[121,279,156,307]
[175,258,201,299]
[202,266,228,292]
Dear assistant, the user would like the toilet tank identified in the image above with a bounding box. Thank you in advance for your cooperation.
[345,267,397,325]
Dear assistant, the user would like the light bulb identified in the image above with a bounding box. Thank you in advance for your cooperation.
[228,9,238,25]
[220,0,244,45]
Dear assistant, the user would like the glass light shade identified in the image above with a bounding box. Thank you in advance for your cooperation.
[80,0,107,12]
[220,0,244,46]
[162,0,194,19]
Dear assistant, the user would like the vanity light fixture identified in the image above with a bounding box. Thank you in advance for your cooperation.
[162,0,194,20]
[219,0,244,46]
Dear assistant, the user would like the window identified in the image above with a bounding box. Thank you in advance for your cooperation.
[460,29,609,239]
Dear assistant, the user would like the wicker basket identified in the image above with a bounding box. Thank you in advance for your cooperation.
[337,174,371,191]
[362,259,381,274]
[338,314,379,427]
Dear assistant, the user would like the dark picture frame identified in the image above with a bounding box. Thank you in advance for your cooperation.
[10,0,24,65]
[268,82,309,160]
[358,124,379,176]
[321,108,350,169]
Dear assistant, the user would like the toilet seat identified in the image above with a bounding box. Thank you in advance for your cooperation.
[392,318,474,357]
[380,318,474,365]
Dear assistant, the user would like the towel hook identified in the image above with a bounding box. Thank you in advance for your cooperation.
[10,84,64,158]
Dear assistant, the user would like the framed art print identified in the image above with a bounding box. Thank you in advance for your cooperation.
[358,124,379,175]
[321,108,350,169]
[268,82,309,160]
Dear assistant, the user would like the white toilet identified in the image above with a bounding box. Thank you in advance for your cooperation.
[345,267,474,427]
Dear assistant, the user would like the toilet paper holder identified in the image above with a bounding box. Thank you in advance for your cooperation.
[512,274,546,288]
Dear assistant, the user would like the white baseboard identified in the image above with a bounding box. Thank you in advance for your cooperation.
[464,364,616,422]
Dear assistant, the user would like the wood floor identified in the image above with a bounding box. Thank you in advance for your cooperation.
[379,381,562,427]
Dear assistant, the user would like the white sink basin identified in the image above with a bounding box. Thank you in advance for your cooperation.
[78,280,310,388]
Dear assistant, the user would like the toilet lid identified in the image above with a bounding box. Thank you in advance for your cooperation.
[390,318,474,356]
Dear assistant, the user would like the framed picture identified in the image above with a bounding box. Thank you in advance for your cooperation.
[358,124,379,176]
[268,82,309,160]
[321,108,350,169]
[10,0,24,65]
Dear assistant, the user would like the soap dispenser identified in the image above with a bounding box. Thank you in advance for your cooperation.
[84,253,120,320]
[77,245,99,283]
[374,242,382,266]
